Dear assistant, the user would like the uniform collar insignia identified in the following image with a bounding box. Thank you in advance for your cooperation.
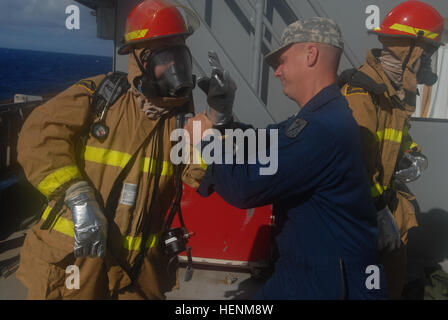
[285,117,308,138]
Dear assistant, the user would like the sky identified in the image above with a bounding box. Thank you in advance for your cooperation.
[0,0,113,57]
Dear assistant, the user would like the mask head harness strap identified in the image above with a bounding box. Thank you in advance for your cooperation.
[402,30,428,72]
[132,48,146,75]
[132,48,158,98]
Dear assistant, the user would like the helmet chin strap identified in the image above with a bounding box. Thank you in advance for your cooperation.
[402,39,416,72]
[132,48,146,76]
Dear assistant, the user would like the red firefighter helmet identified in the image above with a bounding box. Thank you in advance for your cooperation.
[370,1,444,44]
[118,0,200,55]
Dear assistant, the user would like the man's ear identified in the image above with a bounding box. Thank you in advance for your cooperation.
[307,45,319,67]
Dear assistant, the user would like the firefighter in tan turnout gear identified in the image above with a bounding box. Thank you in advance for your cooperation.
[16,0,205,299]
[340,1,444,299]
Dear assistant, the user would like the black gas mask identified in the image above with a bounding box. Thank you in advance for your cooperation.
[416,44,439,86]
[133,45,195,98]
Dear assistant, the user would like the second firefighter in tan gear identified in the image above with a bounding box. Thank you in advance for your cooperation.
[16,0,205,300]
[340,0,444,299]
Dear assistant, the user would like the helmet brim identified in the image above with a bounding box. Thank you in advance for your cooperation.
[367,29,443,46]
[118,32,192,55]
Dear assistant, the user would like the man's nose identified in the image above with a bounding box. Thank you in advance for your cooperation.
[274,65,282,78]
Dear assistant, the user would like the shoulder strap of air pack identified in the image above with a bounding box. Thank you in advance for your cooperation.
[338,68,387,99]
[90,71,130,115]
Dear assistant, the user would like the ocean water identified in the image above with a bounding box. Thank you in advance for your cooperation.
[0,47,113,102]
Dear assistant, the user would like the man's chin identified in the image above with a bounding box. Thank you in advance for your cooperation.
[283,89,294,101]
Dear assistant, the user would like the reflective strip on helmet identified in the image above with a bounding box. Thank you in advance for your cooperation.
[37,166,82,197]
[125,29,149,42]
[376,128,403,144]
[123,233,161,251]
[41,205,75,237]
[389,23,439,40]
[85,145,174,176]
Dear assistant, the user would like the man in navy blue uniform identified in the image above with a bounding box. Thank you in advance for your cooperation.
[185,17,388,299]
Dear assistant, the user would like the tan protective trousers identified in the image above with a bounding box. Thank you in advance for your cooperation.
[17,226,175,300]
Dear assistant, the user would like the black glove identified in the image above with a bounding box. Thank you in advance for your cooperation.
[198,51,237,127]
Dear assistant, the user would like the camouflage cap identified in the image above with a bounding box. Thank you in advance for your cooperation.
[265,17,344,68]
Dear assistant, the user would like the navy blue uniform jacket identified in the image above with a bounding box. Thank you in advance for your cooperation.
[197,84,387,299]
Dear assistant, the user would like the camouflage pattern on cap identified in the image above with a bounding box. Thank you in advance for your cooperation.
[266,17,344,68]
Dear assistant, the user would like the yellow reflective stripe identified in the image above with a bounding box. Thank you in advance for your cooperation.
[41,205,75,237]
[125,29,149,42]
[371,184,383,198]
[123,233,161,251]
[77,83,95,94]
[376,128,403,144]
[41,205,52,219]
[42,205,160,249]
[389,23,439,40]
[193,148,208,170]
[85,146,174,176]
[371,184,389,198]
[401,126,419,151]
[85,146,132,168]
[141,157,174,176]
[200,160,208,170]
[401,140,419,152]
[37,166,82,197]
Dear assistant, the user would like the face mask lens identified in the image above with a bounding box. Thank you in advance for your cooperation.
[146,47,189,75]
[146,46,193,97]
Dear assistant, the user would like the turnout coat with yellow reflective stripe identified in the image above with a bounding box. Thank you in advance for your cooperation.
[16,72,204,299]
[341,49,418,240]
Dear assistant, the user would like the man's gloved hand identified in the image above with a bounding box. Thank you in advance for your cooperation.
[65,181,108,258]
[197,51,237,127]
[395,150,428,183]
[376,207,401,252]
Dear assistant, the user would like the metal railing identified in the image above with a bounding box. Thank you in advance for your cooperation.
[0,100,47,171]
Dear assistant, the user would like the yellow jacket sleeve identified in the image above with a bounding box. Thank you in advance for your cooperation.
[17,75,104,199]
[342,85,384,200]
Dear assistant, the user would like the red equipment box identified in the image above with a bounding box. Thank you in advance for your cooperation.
[173,184,273,268]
